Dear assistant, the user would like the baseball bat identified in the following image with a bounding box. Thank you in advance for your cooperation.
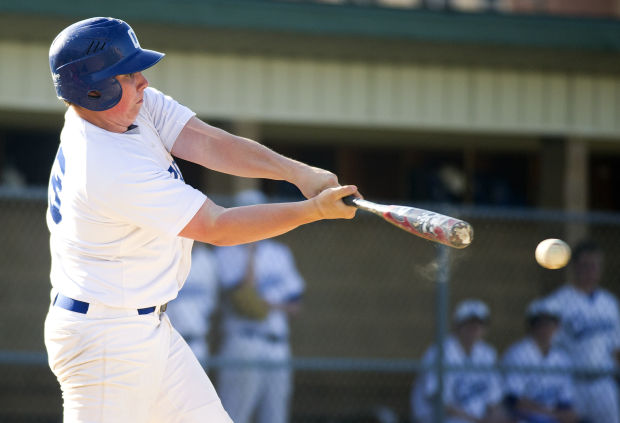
[342,195,473,249]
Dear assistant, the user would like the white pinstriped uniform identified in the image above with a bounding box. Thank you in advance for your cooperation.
[44,87,232,422]
[412,335,504,423]
[502,337,575,422]
[215,239,305,423]
[545,284,620,423]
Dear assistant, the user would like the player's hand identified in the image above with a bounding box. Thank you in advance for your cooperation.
[293,165,339,199]
[312,185,359,220]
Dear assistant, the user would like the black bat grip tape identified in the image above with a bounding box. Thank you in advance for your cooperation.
[342,195,357,206]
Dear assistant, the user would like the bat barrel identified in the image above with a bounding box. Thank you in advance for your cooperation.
[343,195,473,249]
[383,204,473,249]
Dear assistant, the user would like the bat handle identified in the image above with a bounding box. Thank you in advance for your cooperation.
[342,195,358,207]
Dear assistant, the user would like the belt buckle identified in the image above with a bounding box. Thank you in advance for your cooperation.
[160,303,167,313]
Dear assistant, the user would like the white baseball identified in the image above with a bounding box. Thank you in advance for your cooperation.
[535,238,571,269]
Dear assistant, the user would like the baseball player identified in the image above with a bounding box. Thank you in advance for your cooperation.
[502,298,583,423]
[544,240,620,423]
[44,17,359,423]
[215,189,304,423]
[411,299,507,423]
[164,242,218,368]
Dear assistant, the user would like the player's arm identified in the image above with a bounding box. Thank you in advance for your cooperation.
[179,185,357,246]
[171,117,338,198]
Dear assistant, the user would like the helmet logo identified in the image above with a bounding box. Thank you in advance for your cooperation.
[128,29,140,49]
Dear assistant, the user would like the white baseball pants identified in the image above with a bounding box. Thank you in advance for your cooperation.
[44,303,232,423]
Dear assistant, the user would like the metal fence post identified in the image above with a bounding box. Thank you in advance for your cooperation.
[433,245,450,423]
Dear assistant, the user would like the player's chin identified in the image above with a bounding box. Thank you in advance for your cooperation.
[125,107,141,123]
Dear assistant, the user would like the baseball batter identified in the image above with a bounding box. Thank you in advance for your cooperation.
[545,240,620,423]
[411,299,507,423]
[502,298,582,423]
[44,17,358,423]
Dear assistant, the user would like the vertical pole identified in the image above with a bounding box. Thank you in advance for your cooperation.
[564,137,589,244]
[434,245,450,423]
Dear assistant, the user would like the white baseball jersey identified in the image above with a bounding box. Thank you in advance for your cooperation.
[215,240,304,338]
[46,86,206,308]
[502,337,575,411]
[415,335,503,421]
[545,285,620,371]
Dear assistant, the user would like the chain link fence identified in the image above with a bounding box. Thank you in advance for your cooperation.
[2,188,620,422]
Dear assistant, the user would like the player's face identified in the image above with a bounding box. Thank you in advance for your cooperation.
[456,318,487,348]
[104,72,149,129]
[574,251,603,292]
[532,316,558,342]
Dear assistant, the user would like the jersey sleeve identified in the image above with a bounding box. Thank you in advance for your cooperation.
[86,144,206,237]
[607,293,620,352]
[267,243,305,304]
[215,246,247,289]
[420,345,439,398]
[556,354,576,405]
[142,87,196,152]
[501,347,527,397]
[544,289,571,350]
[486,368,504,406]
[483,346,504,406]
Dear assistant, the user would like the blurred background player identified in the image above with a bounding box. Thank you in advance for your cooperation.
[545,240,620,423]
[411,299,508,423]
[502,298,585,423]
[215,189,305,423]
[165,242,218,368]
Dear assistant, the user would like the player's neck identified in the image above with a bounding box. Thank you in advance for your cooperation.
[456,337,476,355]
[572,281,597,296]
[532,335,551,356]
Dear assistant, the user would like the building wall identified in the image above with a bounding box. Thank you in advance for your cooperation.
[2,40,620,140]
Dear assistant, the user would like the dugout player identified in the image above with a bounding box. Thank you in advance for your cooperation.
[215,189,304,423]
[545,240,620,423]
[44,17,359,423]
[411,299,508,423]
[164,242,219,368]
[502,298,584,423]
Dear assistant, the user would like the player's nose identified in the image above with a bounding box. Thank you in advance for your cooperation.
[136,72,149,91]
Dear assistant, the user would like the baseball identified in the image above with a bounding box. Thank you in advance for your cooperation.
[535,238,571,269]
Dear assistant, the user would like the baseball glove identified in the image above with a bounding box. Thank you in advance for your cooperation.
[228,282,270,320]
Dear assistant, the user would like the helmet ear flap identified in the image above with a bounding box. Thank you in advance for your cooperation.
[54,62,122,111]
[81,77,122,111]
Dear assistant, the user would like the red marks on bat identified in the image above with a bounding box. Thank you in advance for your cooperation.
[381,206,473,248]
[382,209,448,243]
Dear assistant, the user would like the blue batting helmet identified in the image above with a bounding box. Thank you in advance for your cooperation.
[49,17,164,111]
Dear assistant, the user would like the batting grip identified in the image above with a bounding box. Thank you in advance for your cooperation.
[342,195,357,207]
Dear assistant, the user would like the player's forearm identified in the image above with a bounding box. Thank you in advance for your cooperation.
[180,185,357,245]
[181,199,320,246]
[173,117,307,182]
